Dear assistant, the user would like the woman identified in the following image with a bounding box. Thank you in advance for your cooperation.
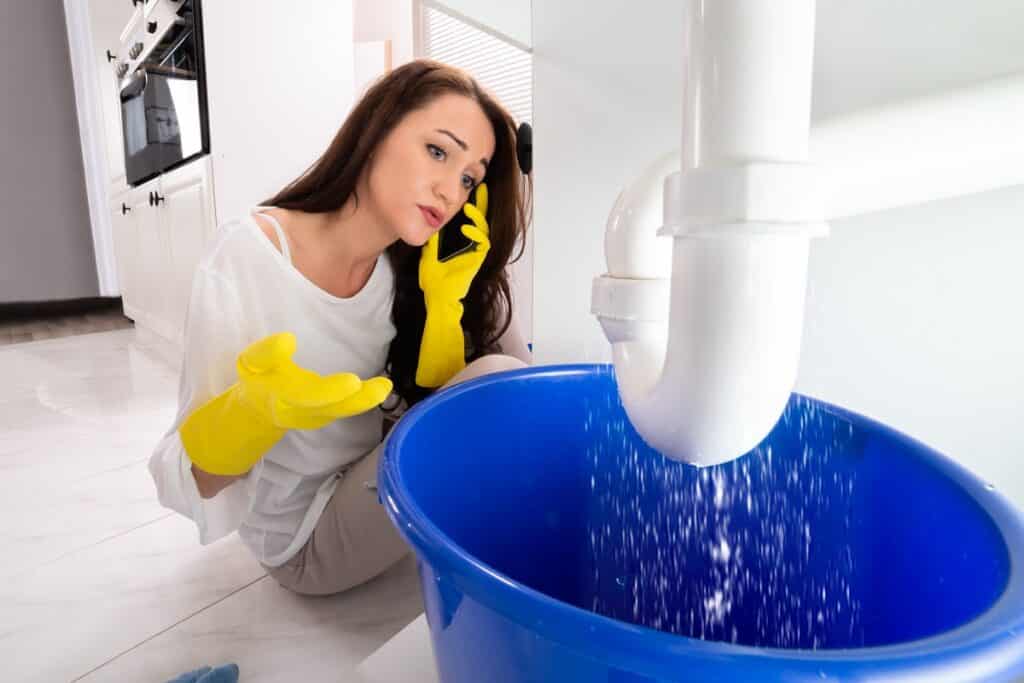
[148,59,532,596]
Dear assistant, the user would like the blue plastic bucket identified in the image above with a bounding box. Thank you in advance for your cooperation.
[379,365,1024,681]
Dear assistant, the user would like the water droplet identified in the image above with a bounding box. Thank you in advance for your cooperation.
[616,576,627,588]
[818,671,828,680]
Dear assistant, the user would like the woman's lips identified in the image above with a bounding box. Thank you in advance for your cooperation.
[419,205,442,228]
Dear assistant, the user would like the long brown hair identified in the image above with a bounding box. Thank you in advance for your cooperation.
[261,59,531,408]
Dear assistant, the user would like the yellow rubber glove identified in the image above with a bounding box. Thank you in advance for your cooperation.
[416,183,491,388]
[179,332,393,476]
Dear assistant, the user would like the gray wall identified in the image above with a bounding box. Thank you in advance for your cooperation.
[0,1,98,304]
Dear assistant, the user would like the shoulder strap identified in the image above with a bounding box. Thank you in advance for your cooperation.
[253,209,292,264]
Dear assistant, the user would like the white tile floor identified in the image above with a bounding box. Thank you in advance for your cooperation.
[0,328,425,682]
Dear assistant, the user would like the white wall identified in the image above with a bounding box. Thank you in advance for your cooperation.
[531,0,1024,505]
[532,1,683,363]
[354,0,414,68]
[796,185,1024,504]
[530,0,1024,123]
[201,2,356,223]
[812,0,1024,119]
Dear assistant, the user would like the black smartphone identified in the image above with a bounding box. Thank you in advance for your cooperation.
[437,184,487,262]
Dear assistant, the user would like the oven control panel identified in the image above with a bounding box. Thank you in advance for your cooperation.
[113,0,188,89]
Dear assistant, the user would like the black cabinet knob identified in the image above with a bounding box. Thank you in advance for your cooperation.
[148,191,154,206]
[153,192,165,205]
[147,21,158,34]
[106,50,116,63]
[121,203,131,215]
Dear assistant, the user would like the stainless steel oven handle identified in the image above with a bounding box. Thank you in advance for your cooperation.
[119,67,148,99]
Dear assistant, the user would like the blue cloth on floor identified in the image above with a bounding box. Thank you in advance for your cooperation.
[165,663,239,683]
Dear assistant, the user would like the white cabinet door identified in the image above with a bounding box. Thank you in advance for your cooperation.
[159,157,217,345]
[125,184,161,323]
[132,178,176,340]
[108,192,140,319]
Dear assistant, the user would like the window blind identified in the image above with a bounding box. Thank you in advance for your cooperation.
[420,3,533,124]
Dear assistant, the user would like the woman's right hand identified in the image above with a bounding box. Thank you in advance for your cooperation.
[180,332,393,477]
[236,332,393,430]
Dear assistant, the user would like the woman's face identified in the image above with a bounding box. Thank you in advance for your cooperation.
[365,93,496,247]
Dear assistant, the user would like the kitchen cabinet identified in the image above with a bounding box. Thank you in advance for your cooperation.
[109,178,167,338]
[159,156,218,345]
[109,156,216,346]
[133,183,172,338]
[109,194,140,316]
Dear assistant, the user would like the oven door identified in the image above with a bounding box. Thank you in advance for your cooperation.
[120,65,203,187]
[118,0,208,187]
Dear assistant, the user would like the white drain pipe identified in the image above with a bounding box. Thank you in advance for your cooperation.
[591,0,828,466]
[813,72,1024,220]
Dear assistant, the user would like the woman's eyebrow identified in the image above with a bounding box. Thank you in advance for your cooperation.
[437,129,489,170]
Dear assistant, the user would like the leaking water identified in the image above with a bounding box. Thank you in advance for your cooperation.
[579,365,866,649]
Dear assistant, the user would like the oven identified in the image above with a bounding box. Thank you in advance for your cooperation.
[116,0,210,187]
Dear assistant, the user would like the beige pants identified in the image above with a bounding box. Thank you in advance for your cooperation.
[263,354,527,596]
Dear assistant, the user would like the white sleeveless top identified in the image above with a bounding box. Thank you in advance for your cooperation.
[148,209,397,567]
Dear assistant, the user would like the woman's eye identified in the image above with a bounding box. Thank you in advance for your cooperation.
[430,143,450,160]
[425,143,446,160]
[429,144,475,191]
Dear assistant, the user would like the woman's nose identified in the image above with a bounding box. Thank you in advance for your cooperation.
[435,175,463,211]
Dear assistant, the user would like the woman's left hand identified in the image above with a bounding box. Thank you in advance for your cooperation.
[419,182,490,303]
[415,183,491,388]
